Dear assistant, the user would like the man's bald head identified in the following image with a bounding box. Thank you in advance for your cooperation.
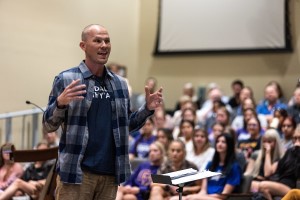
[81,24,106,41]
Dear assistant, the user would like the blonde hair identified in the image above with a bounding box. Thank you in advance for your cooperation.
[151,141,166,164]
[252,129,284,177]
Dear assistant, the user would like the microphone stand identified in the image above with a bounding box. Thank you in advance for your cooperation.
[25,100,45,113]
[25,100,44,148]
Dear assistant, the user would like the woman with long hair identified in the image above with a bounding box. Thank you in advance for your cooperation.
[256,125,300,199]
[280,116,297,151]
[237,116,264,160]
[116,141,166,200]
[177,120,195,153]
[182,133,242,200]
[156,128,173,153]
[150,139,199,200]
[186,127,215,171]
[244,128,284,192]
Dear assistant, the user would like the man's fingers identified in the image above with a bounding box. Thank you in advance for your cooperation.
[66,79,81,88]
[158,87,163,93]
[72,84,86,92]
[67,89,86,97]
[66,79,85,90]
[145,86,150,97]
[65,80,86,95]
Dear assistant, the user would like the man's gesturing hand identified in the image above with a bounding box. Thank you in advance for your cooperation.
[57,79,86,107]
[145,86,163,111]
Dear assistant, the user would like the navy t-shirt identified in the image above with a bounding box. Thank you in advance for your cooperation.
[82,74,116,175]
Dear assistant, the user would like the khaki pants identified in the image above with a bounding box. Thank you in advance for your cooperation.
[55,171,118,200]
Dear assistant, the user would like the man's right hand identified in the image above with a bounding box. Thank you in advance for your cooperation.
[57,79,86,107]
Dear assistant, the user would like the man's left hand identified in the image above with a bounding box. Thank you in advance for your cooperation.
[145,86,163,111]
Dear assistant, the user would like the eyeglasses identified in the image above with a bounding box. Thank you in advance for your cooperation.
[282,124,293,128]
[292,136,300,142]
[247,123,258,127]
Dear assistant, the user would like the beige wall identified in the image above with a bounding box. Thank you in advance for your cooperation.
[0,0,140,145]
[0,0,140,113]
[0,0,299,145]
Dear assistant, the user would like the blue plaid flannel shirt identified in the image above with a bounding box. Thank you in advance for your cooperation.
[43,61,153,184]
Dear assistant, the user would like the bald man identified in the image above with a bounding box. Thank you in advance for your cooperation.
[43,24,163,200]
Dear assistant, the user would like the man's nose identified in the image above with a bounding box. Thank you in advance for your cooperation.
[100,40,108,47]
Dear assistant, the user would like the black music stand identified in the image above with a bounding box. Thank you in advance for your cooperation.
[151,168,221,200]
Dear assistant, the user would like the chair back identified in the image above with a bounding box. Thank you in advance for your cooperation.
[8,145,58,200]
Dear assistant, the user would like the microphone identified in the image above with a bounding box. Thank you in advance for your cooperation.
[26,100,45,112]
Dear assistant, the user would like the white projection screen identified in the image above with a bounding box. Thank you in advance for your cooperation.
[154,0,292,55]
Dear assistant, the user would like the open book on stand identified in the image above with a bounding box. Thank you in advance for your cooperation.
[151,168,221,186]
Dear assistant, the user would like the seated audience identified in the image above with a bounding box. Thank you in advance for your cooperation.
[208,122,225,146]
[172,108,201,139]
[255,125,300,200]
[237,114,264,142]
[176,120,195,153]
[182,108,203,128]
[224,127,247,172]
[172,97,196,129]
[149,139,199,200]
[256,81,287,120]
[152,107,173,135]
[228,79,244,110]
[268,108,288,135]
[0,143,24,193]
[237,116,264,160]
[267,80,286,103]
[244,129,284,192]
[180,133,242,200]
[116,141,166,200]
[186,127,215,171]
[44,130,59,147]
[287,86,300,124]
[0,142,53,200]
[280,116,297,151]
[156,128,173,152]
[234,86,255,117]
[198,84,229,118]
[231,98,267,133]
[205,101,228,132]
[129,118,156,160]
[174,82,202,111]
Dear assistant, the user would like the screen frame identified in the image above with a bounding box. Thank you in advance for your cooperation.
[154,0,292,55]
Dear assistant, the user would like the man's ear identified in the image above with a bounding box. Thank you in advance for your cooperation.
[79,41,85,50]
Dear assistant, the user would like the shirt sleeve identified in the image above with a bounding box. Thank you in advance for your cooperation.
[226,163,241,186]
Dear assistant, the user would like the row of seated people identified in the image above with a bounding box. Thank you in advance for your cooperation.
[153,79,300,147]
[0,131,59,200]
[134,78,297,125]
[169,79,300,127]
[130,108,295,165]
[124,120,300,200]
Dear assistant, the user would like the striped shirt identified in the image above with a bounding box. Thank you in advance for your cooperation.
[43,61,153,184]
